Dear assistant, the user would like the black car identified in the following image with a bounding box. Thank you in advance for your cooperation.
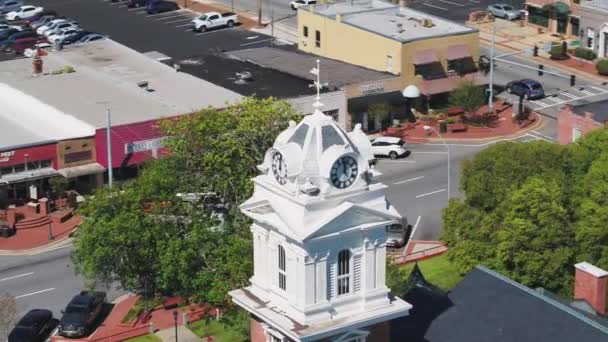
[58,291,106,338]
[127,0,150,7]
[506,79,546,100]
[8,309,57,342]
[60,30,90,45]
[146,0,179,14]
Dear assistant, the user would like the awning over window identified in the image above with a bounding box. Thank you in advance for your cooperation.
[57,163,105,179]
[419,72,488,96]
[447,44,472,60]
[412,49,440,65]
[0,167,58,185]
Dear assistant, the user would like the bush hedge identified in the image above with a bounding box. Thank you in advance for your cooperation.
[597,59,608,76]
[574,47,597,61]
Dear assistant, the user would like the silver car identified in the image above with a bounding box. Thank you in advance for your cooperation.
[487,4,521,20]
[0,0,23,14]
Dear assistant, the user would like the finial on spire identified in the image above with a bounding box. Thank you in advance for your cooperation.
[309,59,328,110]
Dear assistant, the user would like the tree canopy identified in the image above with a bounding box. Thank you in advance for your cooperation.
[448,80,486,115]
[72,97,299,305]
[442,129,608,295]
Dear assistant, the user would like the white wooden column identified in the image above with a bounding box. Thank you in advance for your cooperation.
[316,256,328,303]
[364,239,377,291]
[375,243,387,289]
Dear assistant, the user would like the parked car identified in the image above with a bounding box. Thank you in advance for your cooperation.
[41,22,78,37]
[290,0,316,10]
[190,11,238,32]
[146,0,179,14]
[24,41,50,57]
[59,29,90,44]
[0,29,37,48]
[385,218,412,248]
[506,79,545,100]
[4,5,43,21]
[127,0,150,8]
[48,27,80,43]
[0,22,20,30]
[4,36,46,53]
[36,18,76,35]
[30,15,57,29]
[0,26,18,39]
[370,136,409,159]
[487,4,521,20]
[76,33,105,44]
[25,9,58,24]
[58,291,106,338]
[0,0,22,14]
[8,309,57,342]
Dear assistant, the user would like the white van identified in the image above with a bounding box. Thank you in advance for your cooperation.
[386,218,412,248]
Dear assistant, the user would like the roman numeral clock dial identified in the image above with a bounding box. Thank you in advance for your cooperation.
[271,152,288,185]
[330,156,358,189]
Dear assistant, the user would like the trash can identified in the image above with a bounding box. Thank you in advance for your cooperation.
[439,120,447,133]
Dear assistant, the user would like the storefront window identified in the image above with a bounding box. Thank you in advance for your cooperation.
[27,162,38,170]
[414,62,446,80]
[40,160,52,168]
[13,164,24,173]
[0,166,12,175]
[570,17,580,37]
[528,6,549,28]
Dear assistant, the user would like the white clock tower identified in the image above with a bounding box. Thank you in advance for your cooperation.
[229,61,412,342]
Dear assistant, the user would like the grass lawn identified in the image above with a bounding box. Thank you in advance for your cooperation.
[125,334,162,342]
[401,254,463,291]
[188,316,248,342]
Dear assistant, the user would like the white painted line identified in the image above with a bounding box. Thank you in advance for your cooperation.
[15,288,55,299]
[135,10,147,14]
[526,133,552,143]
[531,130,555,141]
[118,4,128,8]
[0,272,34,283]
[166,18,194,24]
[28,243,73,256]
[127,7,140,11]
[195,29,227,36]
[394,176,424,185]
[580,89,595,96]
[156,13,191,20]
[521,137,537,142]
[422,3,448,10]
[412,151,448,154]
[435,0,464,6]
[176,23,193,27]
[240,38,271,46]
[410,216,422,240]
[469,0,480,2]
[246,35,260,40]
[378,159,416,163]
[561,92,578,99]
[530,99,549,106]
[542,96,562,103]
[416,188,446,198]
[590,85,607,92]
[109,2,123,5]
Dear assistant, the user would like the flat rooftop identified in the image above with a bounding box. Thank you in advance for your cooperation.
[570,96,608,123]
[0,40,242,149]
[227,47,394,88]
[582,0,608,11]
[304,0,476,43]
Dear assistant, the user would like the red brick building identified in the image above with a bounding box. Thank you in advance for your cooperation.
[557,102,607,144]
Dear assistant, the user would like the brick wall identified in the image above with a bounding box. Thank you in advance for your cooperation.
[557,105,603,144]
[250,316,267,342]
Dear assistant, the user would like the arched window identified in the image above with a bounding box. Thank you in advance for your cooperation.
[337,249,351,295]
[278,245,286,291]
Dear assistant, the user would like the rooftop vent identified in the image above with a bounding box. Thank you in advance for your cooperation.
[422,18,434,27]
[137,81,152,92]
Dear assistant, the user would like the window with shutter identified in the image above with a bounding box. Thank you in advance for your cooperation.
[328,260,336,299]
[278,245,286,291]
[337,250,351,295]
[353,254,362,293]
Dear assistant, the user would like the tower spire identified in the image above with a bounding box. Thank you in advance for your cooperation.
[309,59,328,111]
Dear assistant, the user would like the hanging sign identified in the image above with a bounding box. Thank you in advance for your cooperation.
[0,151,15,163]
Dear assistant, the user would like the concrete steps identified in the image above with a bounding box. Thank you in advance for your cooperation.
[15,215,52,230]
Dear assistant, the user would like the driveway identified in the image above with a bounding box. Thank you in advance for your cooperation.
[22,0,272,59]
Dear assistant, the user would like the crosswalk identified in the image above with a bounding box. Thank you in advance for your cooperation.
[525,84,608,110]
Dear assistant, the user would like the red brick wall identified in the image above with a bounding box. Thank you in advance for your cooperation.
[368,320,390,342]
[574,268,607,315]
[250,317,267,342]
[557,105,603,145]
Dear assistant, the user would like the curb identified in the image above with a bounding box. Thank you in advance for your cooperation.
[0,226,79,256]
[405,112,545,144]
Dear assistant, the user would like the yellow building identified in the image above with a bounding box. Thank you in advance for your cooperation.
[298,0,486,104]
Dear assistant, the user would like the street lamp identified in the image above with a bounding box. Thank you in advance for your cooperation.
[48,221,53,240]
[402,84,420,120]
[172,310,178,342]
[423,125,451,201]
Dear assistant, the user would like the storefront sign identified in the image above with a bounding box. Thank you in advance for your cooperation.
[124,137,168,154]
[360,82,385,95]
[0,151,15,163]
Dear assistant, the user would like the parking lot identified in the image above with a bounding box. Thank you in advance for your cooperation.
[20,0,273,59]
[408,0,524,22]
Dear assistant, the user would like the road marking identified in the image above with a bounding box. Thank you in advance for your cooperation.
[127,7,140,11]
[561,92,578,99]
[530,99,549,106]
[435,0,464,6]
[378,159,416,163]
[240,38,272,46]
[166,18,194,24]
[28,243,74,256]
[543,97,563,104]
[176,23,193,27]
[394,176,424,185]
[118,4,128,8]
[156,13,192,20]
[469,0,480,2]
[531,130,555,141]
[422,3,448,10]
[416,188,446,198]
[0,272,34,283]
[135,10,147,14]
[412,151,448,154]
[521,137,537,142]
[590,85,607,92]
[246,35,260,40]
[195,29,228,36]
[15,288,55,299]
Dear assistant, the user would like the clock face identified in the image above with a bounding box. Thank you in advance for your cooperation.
[271,152,287,185]
[330,156,358,189]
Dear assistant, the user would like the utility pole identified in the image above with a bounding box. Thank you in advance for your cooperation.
[106,109,113,188]
[270,7,274,47]
[257,0,263,27]
[488,23,496,113]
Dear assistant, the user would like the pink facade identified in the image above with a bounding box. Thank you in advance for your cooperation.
[0,143,57,169]
[95,119,170,169]
[557,105,603,144]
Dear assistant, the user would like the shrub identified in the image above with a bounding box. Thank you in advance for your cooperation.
[597,59,608,76]
[445,117,457,124]
[574,47,597,61]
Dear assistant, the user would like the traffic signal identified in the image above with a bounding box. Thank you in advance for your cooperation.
[533,45,539,57]
[570,75,576,87]
[538,64,544,76]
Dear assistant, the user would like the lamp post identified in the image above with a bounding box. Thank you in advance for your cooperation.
[48,221,53,240]
[402,84,421,120]
[172,310,178,342]
[423,125,450,201]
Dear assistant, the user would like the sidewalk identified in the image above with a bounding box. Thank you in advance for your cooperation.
[0,215,80,254]
[471,19,608,83]
[156,325,201,342]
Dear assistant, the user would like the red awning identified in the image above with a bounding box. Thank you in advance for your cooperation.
[419,72,488,96]
[412,49,440,65]
[447,44,472,60]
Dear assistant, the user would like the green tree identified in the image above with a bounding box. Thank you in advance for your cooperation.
[448,80,486,114]
[366,102,391,131]
[73,97,297,305]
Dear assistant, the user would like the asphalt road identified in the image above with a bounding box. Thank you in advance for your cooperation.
[407,0,525,23]
[213,0,297,27]
[22,0,273,59]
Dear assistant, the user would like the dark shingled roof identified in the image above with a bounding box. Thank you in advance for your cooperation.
[571,98,608,123]
[392,266,608,342]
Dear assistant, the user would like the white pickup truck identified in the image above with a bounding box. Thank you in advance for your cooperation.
[190,12,238,32]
